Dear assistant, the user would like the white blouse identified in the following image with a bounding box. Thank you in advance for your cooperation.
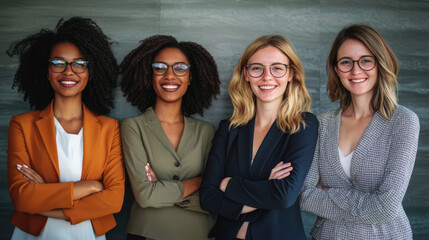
[338,147,353,179]
[11,117,105,240]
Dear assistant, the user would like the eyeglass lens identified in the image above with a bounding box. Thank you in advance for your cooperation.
[49,59,88,74]
[247,63,288,78]
[336,56,376,72]
[152,62,190,76]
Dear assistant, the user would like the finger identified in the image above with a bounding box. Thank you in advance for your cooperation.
[272,166,293,179]
[146,166,158,180]
[19,165,45,183]
[274,161,284,168]
[272,171,291,180]
[22,175,35,183]
[276,166,293,176]
[17,165,35,179]
[145,163,150,173]
[271,162,291,172]
[277,171,291,180]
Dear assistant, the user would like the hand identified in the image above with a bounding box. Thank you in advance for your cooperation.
[269,161,293,180]
[73,180,104,200]
[316,179,328,191]
[219,177,231,192]
[145,163,158,182]
[17,164,45,183]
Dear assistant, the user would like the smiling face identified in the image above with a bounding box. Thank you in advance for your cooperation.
[244,45,293,105]
[48,42,89,100]
[152,47,190,106]
[335,38,378,100]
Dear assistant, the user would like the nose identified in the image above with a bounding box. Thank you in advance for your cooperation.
[350,61,362,75]
[262,66,273,80]
[164,66,175,78]
[63,63,74,75]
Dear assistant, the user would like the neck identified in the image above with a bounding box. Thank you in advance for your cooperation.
[344,94,374,119]
[254,99,281,127]
[53,95,83,121]
[153,100,184,123]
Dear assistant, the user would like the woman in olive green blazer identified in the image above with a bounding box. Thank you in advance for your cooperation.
[120,35,221,240]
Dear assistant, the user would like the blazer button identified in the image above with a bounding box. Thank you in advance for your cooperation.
[173,175,179,180]
[175,161,180,167]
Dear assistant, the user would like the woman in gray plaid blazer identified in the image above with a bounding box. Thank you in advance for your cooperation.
[300,24,420,240]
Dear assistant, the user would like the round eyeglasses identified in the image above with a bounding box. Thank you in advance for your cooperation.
[246,63,290,78]
[336,56,376,73]
[49,59,89,74]
[152,62,191,77]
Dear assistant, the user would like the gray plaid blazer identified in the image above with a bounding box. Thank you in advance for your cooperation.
[300,105,419,240]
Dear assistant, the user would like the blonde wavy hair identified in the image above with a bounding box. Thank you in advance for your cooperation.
[327,24,398,119]
[228,35,312,134]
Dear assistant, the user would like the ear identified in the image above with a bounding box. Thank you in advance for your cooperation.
[243,67,250,82]
[334,66,340,76]
[287,68,294,82]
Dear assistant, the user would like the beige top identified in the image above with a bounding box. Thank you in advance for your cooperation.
[121,108,214,240]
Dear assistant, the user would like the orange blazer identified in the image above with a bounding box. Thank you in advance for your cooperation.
[7,102,125,236]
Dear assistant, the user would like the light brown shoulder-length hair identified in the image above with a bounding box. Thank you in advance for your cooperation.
[228,35,312,134]
[327,24,399,119]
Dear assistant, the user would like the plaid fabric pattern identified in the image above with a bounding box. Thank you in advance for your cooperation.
[300,105,420,240]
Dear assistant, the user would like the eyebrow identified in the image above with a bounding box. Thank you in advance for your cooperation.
[337,55,374,60]
[247,62,288,65]
[153,61,189,64]
[51,56,86,61]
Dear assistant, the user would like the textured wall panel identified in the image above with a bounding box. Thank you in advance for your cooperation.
[0,0,428,239]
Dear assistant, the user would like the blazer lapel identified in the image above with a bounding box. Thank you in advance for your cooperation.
[237,119,253,178]
[351,112,389,175]
[251,121,284,178]
[35,101,60,177]
[81,104,101,179]
[144,108,180,161]
[328,109,352,183]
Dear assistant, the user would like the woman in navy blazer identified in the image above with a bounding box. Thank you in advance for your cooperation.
[200,35,318,240]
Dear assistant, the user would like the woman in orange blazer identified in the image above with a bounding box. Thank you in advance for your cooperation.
[7,17,124,239]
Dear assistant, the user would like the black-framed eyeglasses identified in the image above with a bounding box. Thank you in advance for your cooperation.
[336,56,376,73]
[49,59,89,74]
[245,63,290,78]
[152,62,191,77]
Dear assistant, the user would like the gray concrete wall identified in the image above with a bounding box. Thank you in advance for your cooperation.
[0,0,428,239]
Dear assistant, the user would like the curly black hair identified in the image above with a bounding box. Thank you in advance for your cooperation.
[7,17,118,115]
[120,35,220,116]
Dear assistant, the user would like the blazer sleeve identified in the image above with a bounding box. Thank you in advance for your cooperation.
[8,115,74,213]
[301,111,420,224]
[63,120,125,224]
[223,114,319,209]
[200,120,247,220]
[300,129,355,220]
[120,118,185,208]
[324,111,420,224]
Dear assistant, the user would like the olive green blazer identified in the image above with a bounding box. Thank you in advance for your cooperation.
[121,108,214,240]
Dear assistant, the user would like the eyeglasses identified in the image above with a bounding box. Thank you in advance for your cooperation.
[152,62,191,77]
[49,59,89,74]
[336,56,376,73]
[245,63,290,78]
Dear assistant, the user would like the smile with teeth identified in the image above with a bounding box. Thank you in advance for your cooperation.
[162,84,179,89]
[60,81,77,85]
[350,78,366,83]
[259,85,276,90]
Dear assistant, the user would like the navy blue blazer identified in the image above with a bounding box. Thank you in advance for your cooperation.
[200,113,318,240]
